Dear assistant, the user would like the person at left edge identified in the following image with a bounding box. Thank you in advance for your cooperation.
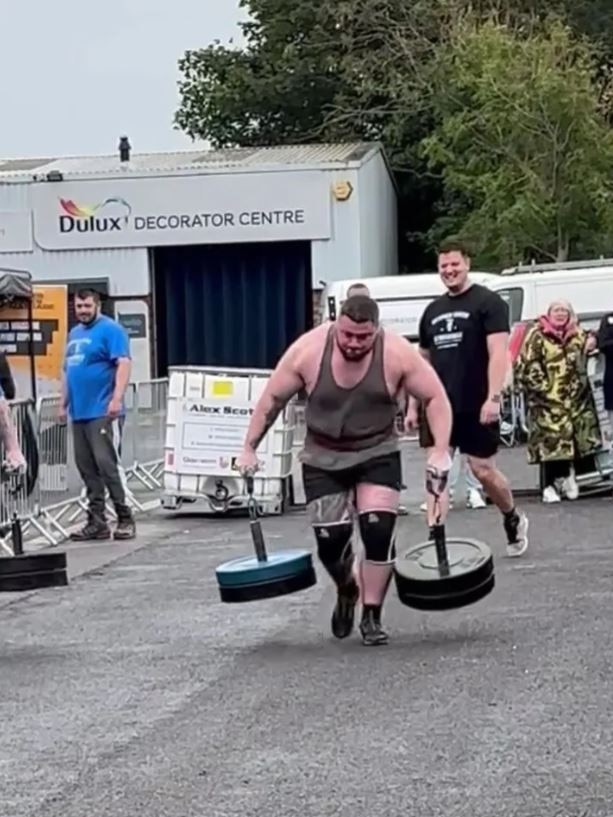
[60,289,136,541]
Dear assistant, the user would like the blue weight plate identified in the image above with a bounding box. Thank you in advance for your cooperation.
[219,566,317,603]
[216,549,313,587]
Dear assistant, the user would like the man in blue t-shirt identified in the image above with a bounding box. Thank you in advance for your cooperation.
[61,289,135,541]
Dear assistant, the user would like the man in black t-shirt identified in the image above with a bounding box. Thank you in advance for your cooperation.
[408,237,529,558]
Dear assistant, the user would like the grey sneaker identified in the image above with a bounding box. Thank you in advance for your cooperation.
[359,608,389,646]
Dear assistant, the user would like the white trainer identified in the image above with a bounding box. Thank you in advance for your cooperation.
[505,510,529,558]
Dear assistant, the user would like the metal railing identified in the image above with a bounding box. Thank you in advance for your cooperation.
[0,380,168,555]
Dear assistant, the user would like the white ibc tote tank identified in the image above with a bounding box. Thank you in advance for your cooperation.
[162,366,296,515]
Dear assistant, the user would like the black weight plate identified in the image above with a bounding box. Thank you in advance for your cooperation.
[394,538,493,596]
[0,568,69,593]
[394,553,494,600]
[395,570,495,612]
[0,552,67,576]
[218,565,317,603]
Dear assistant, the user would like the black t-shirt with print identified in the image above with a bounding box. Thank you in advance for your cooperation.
[418,283,510,414]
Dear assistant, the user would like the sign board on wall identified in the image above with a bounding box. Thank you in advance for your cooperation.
[0,211,33,253]
[0,285,68,398]
[173,397,276,477]
[31,171,332,250]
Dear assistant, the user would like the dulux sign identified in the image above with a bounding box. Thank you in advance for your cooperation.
[32,171,332,250]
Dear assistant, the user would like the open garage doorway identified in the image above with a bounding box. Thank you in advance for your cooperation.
[152,241,313,375]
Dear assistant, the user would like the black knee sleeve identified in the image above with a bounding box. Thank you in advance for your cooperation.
[313,522,353,567]
[358,511,397,562]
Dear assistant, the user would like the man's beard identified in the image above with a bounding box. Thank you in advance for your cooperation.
[336,343,370,362]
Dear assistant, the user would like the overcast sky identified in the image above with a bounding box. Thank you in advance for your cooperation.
[0,0,245,159]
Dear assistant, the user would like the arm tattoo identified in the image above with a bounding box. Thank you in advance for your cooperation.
[248,395,285,450]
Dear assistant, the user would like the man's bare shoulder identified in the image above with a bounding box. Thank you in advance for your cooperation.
[283,324,329,368]
[383,328,417,359]
[293,324,329,351]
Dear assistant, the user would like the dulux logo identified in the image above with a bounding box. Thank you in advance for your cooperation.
[58,198,132,234]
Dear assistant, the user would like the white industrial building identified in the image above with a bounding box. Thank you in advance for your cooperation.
[0,142,398,380]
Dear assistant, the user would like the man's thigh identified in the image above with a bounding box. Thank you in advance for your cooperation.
[302,463,354,524]
[354,452,403,513]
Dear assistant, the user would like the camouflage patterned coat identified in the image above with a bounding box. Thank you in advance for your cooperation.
[514,323,600,464]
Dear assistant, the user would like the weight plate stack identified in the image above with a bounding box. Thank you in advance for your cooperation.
[0,552,69,593]
[215,549,317,603]
[394,537,495,611]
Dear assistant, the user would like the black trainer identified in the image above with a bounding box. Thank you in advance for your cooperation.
[70,518,111,542]
[114,513,136,541]
[359,607,389,646]
[331,580,360,639]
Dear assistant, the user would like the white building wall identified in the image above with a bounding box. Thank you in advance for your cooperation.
[0,246,149,296]
[310,168,362,289]
[0,148,398,382]
[358,152,398,278]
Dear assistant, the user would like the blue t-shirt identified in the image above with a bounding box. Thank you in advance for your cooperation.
[64,315,130,421]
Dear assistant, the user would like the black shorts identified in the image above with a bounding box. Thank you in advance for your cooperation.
[419,411,499,459]
[302,452,403,504]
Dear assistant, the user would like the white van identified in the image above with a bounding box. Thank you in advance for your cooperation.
[321,258,613,338]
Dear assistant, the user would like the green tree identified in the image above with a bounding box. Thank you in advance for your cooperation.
[421,17,613,266]
[174,1,613,269]
[175,1,347,146]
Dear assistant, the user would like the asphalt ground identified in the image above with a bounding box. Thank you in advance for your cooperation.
[1,444,613,817]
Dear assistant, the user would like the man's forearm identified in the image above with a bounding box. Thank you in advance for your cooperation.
[488,348,508,398]
[0,400,21,454]
[113,360,131,401]
[244,392,287,452]
[424,393,452,451]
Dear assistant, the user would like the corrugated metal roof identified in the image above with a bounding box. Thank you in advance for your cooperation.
[0,142,380,182]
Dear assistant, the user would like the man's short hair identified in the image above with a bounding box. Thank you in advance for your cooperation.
[347,282,370,298]
[75,288,101,303]
[438,236,471,257]
[340,294,379,325]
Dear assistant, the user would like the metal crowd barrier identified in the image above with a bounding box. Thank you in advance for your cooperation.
[0,380,168,555]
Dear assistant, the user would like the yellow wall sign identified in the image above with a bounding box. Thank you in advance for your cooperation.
[0,285,68,398]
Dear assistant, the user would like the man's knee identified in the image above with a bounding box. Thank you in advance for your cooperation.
[313,521,353,567]
[469,456,495,484]
[358,510,397,562]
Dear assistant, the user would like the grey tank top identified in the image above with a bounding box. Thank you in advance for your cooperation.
[300,325,399,470]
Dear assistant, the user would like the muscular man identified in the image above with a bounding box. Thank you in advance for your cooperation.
[238,295,452,646]
[407,237,529,557]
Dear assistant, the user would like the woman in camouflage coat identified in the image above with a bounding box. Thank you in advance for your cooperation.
[515,300,600,503]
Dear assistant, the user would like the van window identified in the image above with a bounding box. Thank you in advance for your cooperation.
[494,287,524,324]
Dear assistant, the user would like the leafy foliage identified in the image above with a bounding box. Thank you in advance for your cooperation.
[174,0,613,269]
[421,17,613,266]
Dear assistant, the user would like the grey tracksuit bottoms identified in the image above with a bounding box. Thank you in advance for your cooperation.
[72,417,131,521]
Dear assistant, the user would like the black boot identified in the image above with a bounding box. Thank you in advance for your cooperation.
[359,605,389,646]
[324,554,360,639]
[114,506,136,540]
[70,514,111,542]
[331,578,360,639]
